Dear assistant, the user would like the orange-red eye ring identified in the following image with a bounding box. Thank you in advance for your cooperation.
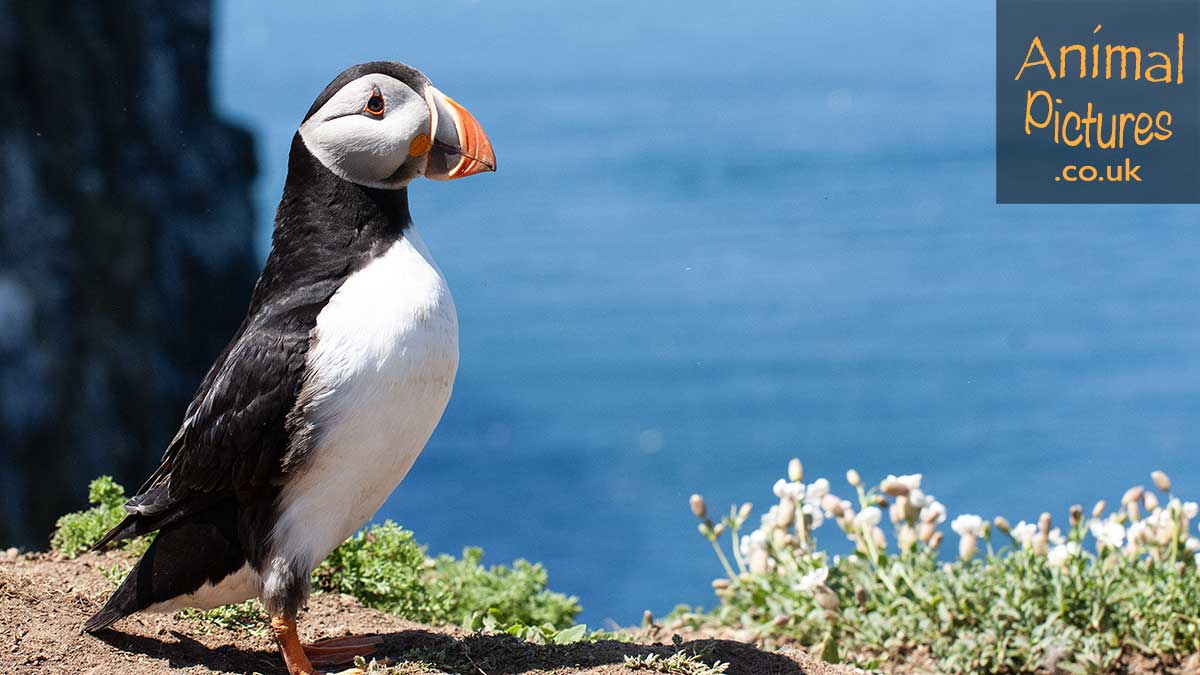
[364,88,385,117]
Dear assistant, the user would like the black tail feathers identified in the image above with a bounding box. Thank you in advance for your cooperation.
[89,514,139,553]
[83,564,141,632]
[82,501,248,634]
[89,494,213,553]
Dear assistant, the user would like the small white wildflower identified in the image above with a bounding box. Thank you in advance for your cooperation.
[880,475,908,496]
[773,479,788,499]
[1048,528,1065,546]
[1127,520,1148,545]
[1147,507,1173,532]
[950,514,984,538]
[1047,542,1080,568]
[920,498,947,524]
[794,566,829,593]
[783,482,805,501]
[739,535,752,558]
[897,473,923,491]
[749,529,768,550]
[819,493,842,517]
[854,506,882,529]
[761,506,778,529]
[908,488,928,508]
[1011,520,1037,547]
[804,478,830,504]
[802,502,825,529]
[1186,537,1200,554]
[1088,518,1125,549]
[1184,501,1199,520]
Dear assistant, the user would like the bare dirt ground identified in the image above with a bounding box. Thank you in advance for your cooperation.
[0,552,863,675]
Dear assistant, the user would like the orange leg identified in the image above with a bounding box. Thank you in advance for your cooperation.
[271,614,376,675]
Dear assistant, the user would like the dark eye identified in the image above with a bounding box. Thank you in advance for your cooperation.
[364,89,385,116]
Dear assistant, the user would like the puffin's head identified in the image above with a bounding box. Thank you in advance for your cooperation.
[298,61,495,189]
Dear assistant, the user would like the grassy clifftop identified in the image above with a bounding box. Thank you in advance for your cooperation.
[23,468,1200,675]
[0,551,843,675]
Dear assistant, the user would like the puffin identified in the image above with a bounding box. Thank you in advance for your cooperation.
[83,61,495,675]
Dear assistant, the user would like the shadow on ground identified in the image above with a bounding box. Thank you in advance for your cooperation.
[97,627,809,675]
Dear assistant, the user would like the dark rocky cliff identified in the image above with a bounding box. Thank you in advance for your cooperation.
[0,0,258,545]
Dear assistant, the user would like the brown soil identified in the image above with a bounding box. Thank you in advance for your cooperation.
[0,552,864,675]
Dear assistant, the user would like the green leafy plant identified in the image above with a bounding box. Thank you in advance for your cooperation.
[313,521,580,631]
[50,476,150,557]
[461,608,622,645]
[55,479,581,638]
[682,461,1200,674]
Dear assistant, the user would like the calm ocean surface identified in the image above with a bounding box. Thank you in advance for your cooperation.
[214,1,1199,625]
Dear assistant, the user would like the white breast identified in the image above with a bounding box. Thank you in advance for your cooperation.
[269,225,459,575]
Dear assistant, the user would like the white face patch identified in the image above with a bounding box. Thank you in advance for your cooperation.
[299,74,431,189]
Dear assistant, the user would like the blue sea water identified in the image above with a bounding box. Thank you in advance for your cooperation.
[214,1,1200,626]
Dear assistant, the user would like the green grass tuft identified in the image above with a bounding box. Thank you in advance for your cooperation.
[624,642,730,675]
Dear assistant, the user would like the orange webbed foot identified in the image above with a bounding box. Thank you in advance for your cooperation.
[303,634,384,668]
[272,614,382,675]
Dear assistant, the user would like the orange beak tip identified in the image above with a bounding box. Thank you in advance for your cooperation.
[444,96,496,179]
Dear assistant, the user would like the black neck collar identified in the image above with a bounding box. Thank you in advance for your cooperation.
[250,134,412,315]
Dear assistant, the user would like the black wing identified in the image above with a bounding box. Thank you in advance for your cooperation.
[161,322,310,494]
[91,308,315,550]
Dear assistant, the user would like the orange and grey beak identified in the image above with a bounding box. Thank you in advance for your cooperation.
[425,87,496,180]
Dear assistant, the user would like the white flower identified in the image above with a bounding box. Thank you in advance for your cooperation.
[804,478,830,504]
[783,482,805,501]
[761,506,778,529]
[794,566,829,593]
[1184,501,1199,520]
[739,535,752,559]
[773,479,789,499]
[1048,528,1065,546]
[1127,520,1149,545]
[1088,518,1125,549]
[1047,542,1081,568]
[802,502,825,529]
[854,506,883,529]
[920,499,947,524]
[773,480,806,502]
[1011,520,1037,547]
[749,530,768,549]
[1148,507,1173,528]
[950,514,984,538]
[897,473,923,491]
[1186,537,1200,554]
